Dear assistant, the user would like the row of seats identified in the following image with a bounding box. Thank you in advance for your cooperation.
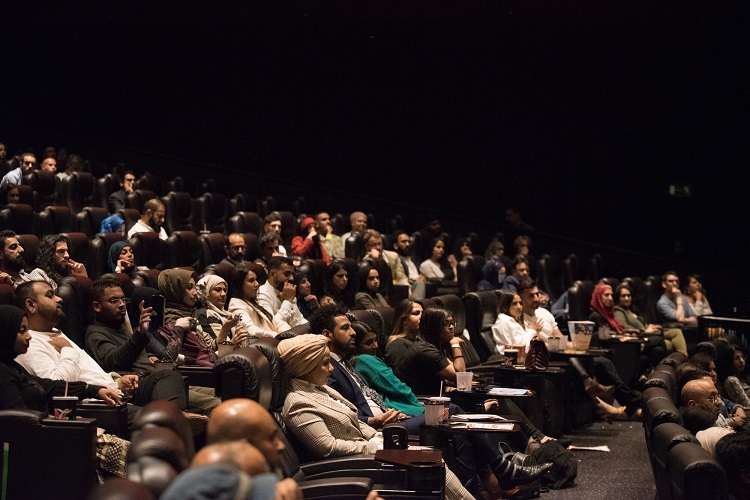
[641,357,728,500]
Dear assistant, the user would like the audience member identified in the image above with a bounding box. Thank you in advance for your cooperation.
[362,229,408,287]
[0,230,27,285]
[680,377,724,425]
[228,263,283,337]
[715,431,750,500]
[108,171,136,213]
[478,240,508,291]
[293,270,319,319]
[39,157,57,173]
[341,211,368,242]
[492,290,534,352]
[258,256,307,330]
[315,211,344,259]
[685,273,713,316]
[689,352,747,426]
[715,341,750,409]
[256,232,282,269]
[392,230,426,298]
[127,198,168,240]
[320,259,355,309]
[0,151,35,189]
[86,279,218,415]
[501,255,530,293]
[419,237,456,284]
[451,237,474,264]
[57,153,83,182]
[354,265,389,309]
[160,464,278,500]
[290,217,330,263]
[657,270,697,328]
[195,275,248,352]
[0,183,21,206]
[22,233,88,289]
[107,241,148,275]
[150,269,218,368]
[221,232,247,268]
[262,212,288,257]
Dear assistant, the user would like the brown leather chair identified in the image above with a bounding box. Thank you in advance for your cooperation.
[76,206,110,238]
[126,189,156,211]
[669,441,727,500]
[23,169,57,210]
[126,426,189,498]
[129,232,167,270]
[97,173,120,211]
[56,275,95,348]
[212,346,273,406]
[0,203,39,236]
[16,233,40,270]
[227,210,263,235]
[463,291,500,363]
[90,232,127,277]
[228,193,259,216]
[62,171,98,212]
[162,191,196,234]
[39,205,75,235]
[194,192,227,233]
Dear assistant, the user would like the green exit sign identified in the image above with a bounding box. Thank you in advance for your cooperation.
[668,184,692,197]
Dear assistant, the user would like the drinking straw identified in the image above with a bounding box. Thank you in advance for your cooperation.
[439,381,443,398]
[64,381,68,397]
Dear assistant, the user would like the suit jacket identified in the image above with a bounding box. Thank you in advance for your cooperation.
[283,378,378,459]
[328,357,373,422]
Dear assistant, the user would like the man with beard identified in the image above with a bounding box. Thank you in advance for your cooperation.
[393,230,426,299]
[220,233,247,268]
[127,197,168,240]
[86,277,220,415]
[12,280,184,424]
[22,234,88,289]
[0,230,28,285]
[315,212,344,260]
[0,151,36,190]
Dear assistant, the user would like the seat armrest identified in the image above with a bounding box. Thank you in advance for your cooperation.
[298,477,374,498]
[77,402,129,438]
[178,366,216,388]
[299,454,381,475]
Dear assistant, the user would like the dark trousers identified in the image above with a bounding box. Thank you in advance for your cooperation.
[131,369,187,410]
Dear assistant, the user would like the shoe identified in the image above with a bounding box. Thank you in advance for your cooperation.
[594,397,626,423]
[629,408,643,421]
[583,377,615,399]
[500,462,554,488]
[490,480,541,499]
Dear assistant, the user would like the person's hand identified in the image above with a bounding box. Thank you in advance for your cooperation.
[175,317,192,329]
[116,259,131,272]
[306,225,318,239]
[450,337,465,348]
[275,478,303,500]
[230,327,249,345]
[97,387,123,405]
[66,259,87,277]
[138,300,153,333]
[735,408,747,419]
[672,286,682,297]
[530,318,544,334]
[367,247,381,259]
[320,295,335,306]
[148,356,159,364]
[0,272,14,286]
[368,409,401,428]
[447,254,457,268]
[645,324,660,334]
[48,334,72,353]
[304,294,318,304]
[365,491,384,500]
[117,375,139,396]
[416,274,427,282]
[483,399,499,412]
[279,281,297,302]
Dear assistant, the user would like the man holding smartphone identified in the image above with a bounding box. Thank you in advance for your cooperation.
[257,256,307,332]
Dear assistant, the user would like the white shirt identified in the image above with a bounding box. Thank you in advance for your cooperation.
[257,281,308,331]
[127,220,168,240]
[491,314,535,353]
[15,328,117,389]
[522,307,557,341]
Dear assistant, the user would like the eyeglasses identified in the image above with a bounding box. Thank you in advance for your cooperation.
[105,297,130,305]
[230,245,247,250]
[708,393,722,402]
[443,320,456,328]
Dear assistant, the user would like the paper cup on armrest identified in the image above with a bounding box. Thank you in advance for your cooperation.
[456,372,473,392]
[567,321,595,351]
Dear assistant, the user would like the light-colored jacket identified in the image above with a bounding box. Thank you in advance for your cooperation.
[228,298,280,338]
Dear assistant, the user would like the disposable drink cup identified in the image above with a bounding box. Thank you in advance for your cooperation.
[428,396,451,423]
[456,372,473,392]
[52,396,77,420]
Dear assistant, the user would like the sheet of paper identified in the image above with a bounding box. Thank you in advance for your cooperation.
[567,445,611,452]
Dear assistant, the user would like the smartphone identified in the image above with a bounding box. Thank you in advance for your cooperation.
[143,293,166,328]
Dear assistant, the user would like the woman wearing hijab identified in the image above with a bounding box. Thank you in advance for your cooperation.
[278,334,550,500]
[195,275,249,352]
[0,304,129,480]
[107,241,149,276]
[149,269,218,367]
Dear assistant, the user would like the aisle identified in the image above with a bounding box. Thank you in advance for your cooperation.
[546,420,655,500]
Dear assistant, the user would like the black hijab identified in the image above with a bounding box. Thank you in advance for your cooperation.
[0,304,25,364]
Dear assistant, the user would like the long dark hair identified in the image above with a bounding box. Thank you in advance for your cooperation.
[497,290,524,326]
[323,260,355,309]
[357,264,379,295]
[390,298,423,338]
[715,341,745,387]
[426,237,454,281]
[420,307,452,354]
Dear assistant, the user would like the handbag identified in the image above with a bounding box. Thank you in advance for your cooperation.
[524,336,549,371]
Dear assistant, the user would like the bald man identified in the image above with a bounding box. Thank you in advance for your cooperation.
[192,441,271,477]
[681,378,723,421]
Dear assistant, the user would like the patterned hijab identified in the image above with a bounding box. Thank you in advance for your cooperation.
[197,275,232,322]
[590,283,623,334]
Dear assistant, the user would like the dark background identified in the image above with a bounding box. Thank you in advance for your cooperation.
[4,0,749,310]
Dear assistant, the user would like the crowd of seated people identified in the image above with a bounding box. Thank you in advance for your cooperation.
[1,142,730,498]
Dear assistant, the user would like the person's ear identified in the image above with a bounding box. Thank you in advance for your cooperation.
[321,329,333,342]
[24,298,37,315]
[92,301,102,314]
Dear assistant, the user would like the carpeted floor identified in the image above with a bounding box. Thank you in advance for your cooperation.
[545,419,655,500]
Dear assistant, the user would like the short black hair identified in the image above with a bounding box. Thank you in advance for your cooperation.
[309,303,348,335]
[0,230,18,252]
[14,280,49,310]
[517,278,537,295]
[716,432,750,494]
[91,277,123,303]
[267,256,293,272]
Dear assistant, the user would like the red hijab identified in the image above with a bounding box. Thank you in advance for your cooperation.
[590,284,623,333]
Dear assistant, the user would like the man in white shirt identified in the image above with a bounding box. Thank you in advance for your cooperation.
[0,152,35,190]
[127,198,168,240]
[14,280,187,413]
[519,278,558,341]
[393,231,426,299]
[257,256,306,331]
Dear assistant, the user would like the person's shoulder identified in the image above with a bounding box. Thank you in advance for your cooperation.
[536,307,555,320]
